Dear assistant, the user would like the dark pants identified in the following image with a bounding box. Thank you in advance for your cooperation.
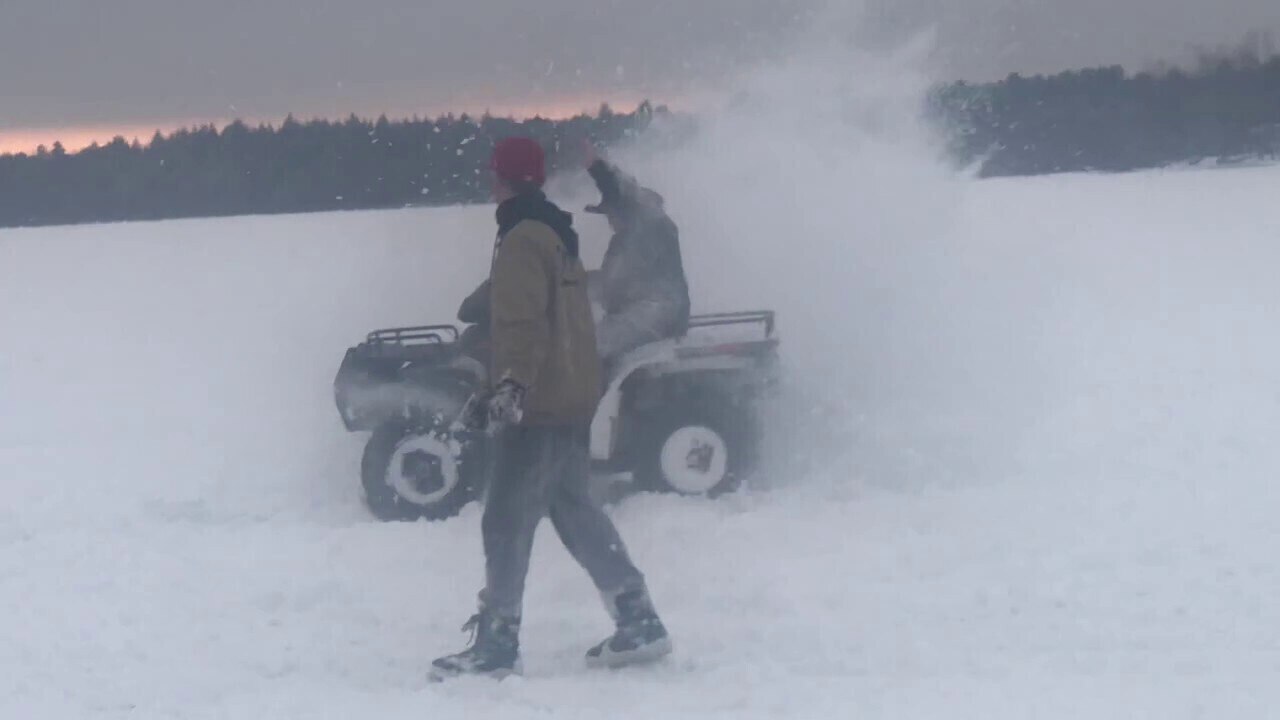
[478,423,651,622]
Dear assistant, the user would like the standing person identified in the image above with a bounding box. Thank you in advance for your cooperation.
[583,144,691,365]
[430,137,672,681]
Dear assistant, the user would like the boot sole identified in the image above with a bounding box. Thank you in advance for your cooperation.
[585,636,673,669]
[428,658,523,683]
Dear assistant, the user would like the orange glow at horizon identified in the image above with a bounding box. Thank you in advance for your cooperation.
[0,96,675,157]
[0,122,216,156]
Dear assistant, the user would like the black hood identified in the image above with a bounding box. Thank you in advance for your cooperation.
[495,191,579,258]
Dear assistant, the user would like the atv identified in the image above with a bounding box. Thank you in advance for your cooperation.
[333,311,780,521]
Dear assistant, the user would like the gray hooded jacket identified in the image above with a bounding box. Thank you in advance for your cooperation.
[586,159,691,353]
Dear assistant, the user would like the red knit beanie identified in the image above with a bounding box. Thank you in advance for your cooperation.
[489,136,546,187]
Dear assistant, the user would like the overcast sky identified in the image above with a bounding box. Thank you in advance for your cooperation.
[2,0,1278,149]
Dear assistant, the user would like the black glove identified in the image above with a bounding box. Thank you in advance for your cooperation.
[487,379,525,428]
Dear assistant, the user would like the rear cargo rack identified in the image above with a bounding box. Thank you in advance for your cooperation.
[352,324,462,363]
[687,311,775,337]
[365,324,459,346]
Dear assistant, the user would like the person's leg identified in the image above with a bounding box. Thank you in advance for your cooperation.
[595,300,672,361]
[431,426,555,680]
[477,425,558,618]
[546,425,672,667]
[546,425,647,595]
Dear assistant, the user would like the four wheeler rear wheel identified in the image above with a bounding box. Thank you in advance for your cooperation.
[633,398,756,498]
[360,422,485,521]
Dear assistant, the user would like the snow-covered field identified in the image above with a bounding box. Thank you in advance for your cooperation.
[3,161,1280,718]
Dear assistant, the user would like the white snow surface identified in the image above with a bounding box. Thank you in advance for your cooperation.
[3,162,1280,718]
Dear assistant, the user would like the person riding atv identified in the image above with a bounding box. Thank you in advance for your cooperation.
[455,145,690,372]
[581,145,691,364]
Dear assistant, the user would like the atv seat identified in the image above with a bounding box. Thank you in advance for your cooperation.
[602,310,777,382]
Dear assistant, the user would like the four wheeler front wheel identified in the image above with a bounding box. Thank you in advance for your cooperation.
[360,422,484,521]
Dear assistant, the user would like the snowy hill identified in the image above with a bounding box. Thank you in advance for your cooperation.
[2,163,1279,718]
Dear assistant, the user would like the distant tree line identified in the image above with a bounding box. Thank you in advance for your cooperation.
[3,47,1280,228]
[930,45,1280,176]
[0,102,680,228]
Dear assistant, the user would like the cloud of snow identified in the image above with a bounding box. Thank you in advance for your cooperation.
[563,6,1280,508]
[562,10,1036,495]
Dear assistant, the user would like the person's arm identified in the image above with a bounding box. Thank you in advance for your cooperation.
[587,158,624,207]
[489,225,552,390]
[457,278,490,324]
[588,155,665,212]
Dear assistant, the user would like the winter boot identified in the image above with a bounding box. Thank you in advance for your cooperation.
[429,610,522,682]
[585,588,672,669]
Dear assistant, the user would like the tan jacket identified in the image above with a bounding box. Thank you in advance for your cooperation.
[490,218,602,425]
